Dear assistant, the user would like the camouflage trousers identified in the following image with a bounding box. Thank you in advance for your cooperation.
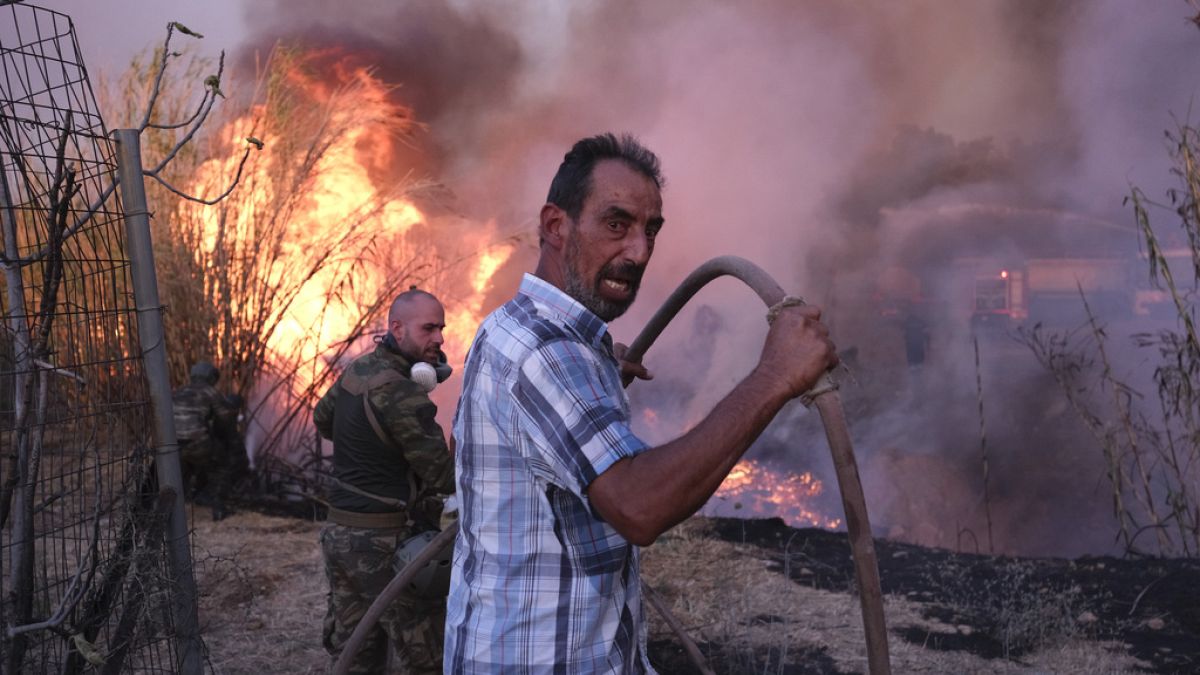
[320,522,445,675]
[179,438,229,506]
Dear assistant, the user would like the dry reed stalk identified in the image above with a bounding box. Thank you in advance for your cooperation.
[104,45,435,469]
[972,335,995,554]
[1021,120,1200,556]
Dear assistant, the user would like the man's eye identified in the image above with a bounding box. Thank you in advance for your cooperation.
[608,220,627,232]
[646,226,661,239]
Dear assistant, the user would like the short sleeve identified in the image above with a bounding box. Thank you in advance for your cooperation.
[513,336,648,499]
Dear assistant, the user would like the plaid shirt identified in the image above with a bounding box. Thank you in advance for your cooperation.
[445,274,655,674]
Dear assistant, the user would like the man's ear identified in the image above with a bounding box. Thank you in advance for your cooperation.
[389,318,405,343]
[539,203,568,250]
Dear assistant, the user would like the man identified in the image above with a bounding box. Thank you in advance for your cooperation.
[446,133,838,673]
[314,289,456,674]
[217,393,250,493]
[172,361,237,521]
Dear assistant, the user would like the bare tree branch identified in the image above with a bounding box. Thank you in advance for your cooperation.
[146,141,256,205]
[144,51,227,174]
[0,23,230,268]
[6,443,105,638]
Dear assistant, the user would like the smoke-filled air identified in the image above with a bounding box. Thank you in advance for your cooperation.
[12,2,1200,673]
[205,0,1200,557]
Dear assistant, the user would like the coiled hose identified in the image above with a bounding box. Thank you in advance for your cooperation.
[335,255,891,675]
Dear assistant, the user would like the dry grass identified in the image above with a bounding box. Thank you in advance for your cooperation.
[640,519,1149,674]
[189,509,327,674]
[191,512,1153,674]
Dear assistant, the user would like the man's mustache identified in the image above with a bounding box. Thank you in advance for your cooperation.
[601,262,644,286]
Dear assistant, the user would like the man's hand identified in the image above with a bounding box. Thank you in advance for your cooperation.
[756,305,838,399]
[590,308,838,546]
[613,342,653,388]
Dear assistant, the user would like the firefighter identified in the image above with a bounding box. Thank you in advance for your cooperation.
[218,393,250,494]
[171,361,236,521]
[313,288,456,674]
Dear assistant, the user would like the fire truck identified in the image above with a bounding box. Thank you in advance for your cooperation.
[958,257,1134,330]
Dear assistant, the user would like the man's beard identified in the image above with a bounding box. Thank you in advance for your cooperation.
[392,333,437,365]
[563,234,644,322]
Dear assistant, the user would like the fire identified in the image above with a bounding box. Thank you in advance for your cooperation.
[443,230,514,363]
[473,245,510,292]
[178,50,512,400]
[631,404,835,530]
[705,459,842,529]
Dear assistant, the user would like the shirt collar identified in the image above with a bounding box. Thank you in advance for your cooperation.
[517,273,613,352]
[374,338,417,375]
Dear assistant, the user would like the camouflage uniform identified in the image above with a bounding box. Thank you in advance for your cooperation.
[217,394,250,492]
[172,362,238,519]
[314,339,455,675]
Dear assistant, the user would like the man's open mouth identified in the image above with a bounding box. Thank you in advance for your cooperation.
[602,278,632,293]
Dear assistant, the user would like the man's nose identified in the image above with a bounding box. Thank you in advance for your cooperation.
[432,328,444,345]
[623,230,652,266]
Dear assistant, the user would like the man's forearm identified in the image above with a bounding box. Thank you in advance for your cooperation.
[588,366,793,545]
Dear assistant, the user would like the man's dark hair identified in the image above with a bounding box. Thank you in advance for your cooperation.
[546,133,663,221]
[189,361,219,385]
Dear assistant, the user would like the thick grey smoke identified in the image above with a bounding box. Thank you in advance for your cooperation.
[243,0,1199,556]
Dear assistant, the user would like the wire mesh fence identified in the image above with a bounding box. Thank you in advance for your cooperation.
[1,4,189,673]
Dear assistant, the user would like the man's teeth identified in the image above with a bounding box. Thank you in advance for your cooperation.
[603,279,629,291]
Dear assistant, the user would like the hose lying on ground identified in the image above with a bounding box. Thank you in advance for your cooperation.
[331,520,712,674]
[335,255,891,675]
[641,581,716,675]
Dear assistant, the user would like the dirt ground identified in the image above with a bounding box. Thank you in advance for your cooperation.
[189,507,328,674]
[189,508,1198,674]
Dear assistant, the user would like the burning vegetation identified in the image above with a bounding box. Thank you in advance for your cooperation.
[111,46,519,481]
[707,459,842,530]
[4,2,1200,673]
[93,0,1200,563]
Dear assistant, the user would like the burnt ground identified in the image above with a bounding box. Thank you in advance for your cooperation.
[191,508,1198,675]
[646,517,1200,674]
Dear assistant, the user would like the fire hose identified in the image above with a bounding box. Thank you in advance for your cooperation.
[334,255,891,675]
[622,255,891,674]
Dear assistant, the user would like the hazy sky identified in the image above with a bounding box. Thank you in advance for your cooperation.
[33,0,248,74]
[17,0,1200,556]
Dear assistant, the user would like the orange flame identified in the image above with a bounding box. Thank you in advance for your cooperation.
[706,459,841,529]
[184,53,512,393]
[444,229,515,364]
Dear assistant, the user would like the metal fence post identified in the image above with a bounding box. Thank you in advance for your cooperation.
[1,156,37,675]
[113,128,203,675]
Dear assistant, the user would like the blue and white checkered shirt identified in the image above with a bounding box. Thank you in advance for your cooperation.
[445,274,656,674]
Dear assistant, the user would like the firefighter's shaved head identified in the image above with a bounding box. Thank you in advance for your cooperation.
[388,287,445,364]
[389,287,439,324]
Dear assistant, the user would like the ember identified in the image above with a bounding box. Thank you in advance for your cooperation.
[705,459,841,529]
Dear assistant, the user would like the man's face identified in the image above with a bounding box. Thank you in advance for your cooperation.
[390,296,446,364]
[562,160,664,322]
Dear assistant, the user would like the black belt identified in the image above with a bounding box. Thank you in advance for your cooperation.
[327,506,409,529]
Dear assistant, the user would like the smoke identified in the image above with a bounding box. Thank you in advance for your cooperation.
[241,0,1199,556]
